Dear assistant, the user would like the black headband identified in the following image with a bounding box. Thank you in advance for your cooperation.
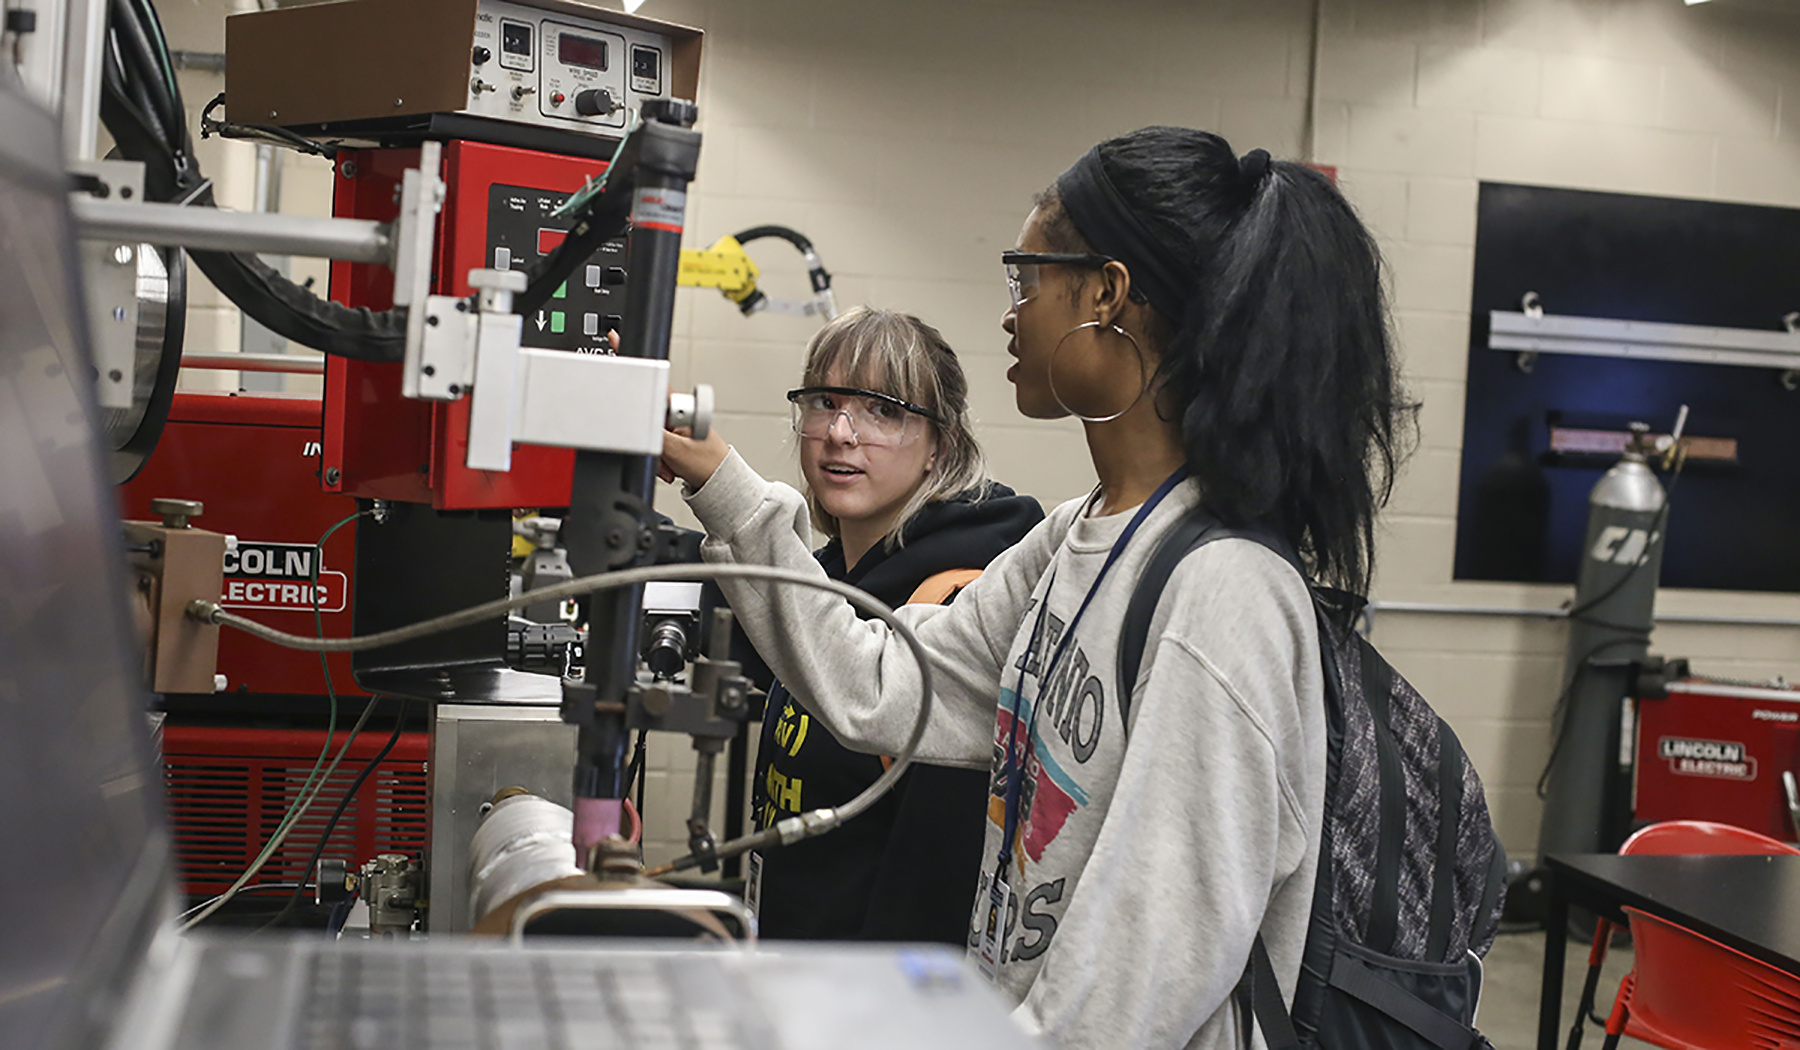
[1053,147,1193,323]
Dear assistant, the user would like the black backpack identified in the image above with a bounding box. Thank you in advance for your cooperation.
[1118,514,1507,1050]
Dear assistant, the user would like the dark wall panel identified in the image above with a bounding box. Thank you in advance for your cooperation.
[1455,182,1800,593]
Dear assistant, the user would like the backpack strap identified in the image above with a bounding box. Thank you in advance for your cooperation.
[877,568,988,770]
[1116,512,1306,729]
[1243,936,1302,1050]
[1361,640,1406,956]
[1426,720,1469,960]
[1116,513,1321,1050]
[906,568,983,607]
[1325,952,1487,1050]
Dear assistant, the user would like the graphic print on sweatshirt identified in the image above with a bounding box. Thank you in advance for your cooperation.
[987,600,1108,870]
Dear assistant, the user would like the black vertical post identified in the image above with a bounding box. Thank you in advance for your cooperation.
[1539,875,1569,1050]
[560,101,702,868]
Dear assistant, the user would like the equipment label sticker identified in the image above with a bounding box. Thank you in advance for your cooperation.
[1659,736,1757,781]
[221,541,346,614]
[630,187,686,233]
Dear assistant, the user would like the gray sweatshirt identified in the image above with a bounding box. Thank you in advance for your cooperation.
[687,450,1325,1049]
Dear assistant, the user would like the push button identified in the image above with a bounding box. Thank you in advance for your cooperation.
[584,264,602,289]
[550,312,566,334]
[583,313,599,336]
[493,246,511,270]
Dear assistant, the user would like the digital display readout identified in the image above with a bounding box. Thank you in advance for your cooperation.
[558,34,608,70]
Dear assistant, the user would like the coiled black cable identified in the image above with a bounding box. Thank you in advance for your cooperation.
[98,0,408,362]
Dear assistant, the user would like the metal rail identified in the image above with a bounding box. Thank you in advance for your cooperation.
[1367,600,1800,630]
[1490,310,1800,371]
[71,198,391,264]
[181,352,324,374]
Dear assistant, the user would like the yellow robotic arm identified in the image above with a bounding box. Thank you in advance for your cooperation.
[677,225,837,320]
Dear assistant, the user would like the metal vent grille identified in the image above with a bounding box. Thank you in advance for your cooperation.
[162,726,428,896]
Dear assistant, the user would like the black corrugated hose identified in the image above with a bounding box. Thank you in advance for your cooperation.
[99,0,407,362]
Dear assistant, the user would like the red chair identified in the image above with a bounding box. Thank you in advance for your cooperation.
[1566,820,1800,1050]
[1602,907,1800,1050]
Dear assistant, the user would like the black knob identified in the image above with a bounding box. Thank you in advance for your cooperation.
[315,859,351,904]
[573,88,615,117]
[472,45,491,65]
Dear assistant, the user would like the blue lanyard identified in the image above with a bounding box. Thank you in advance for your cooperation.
[995,466,1189,872]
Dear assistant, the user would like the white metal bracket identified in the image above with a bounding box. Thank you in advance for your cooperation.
[69,158,145,410]
[396,141,446,400]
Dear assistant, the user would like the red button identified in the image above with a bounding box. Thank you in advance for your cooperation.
[551,92,566,106]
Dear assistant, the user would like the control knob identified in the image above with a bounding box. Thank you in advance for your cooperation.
[573,88,619,117]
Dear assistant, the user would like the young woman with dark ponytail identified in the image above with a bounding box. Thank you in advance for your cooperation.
[661,126,1411,1048]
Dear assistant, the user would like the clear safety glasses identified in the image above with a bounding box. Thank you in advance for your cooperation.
[1002,250,1115,312]
[786,386,938,448]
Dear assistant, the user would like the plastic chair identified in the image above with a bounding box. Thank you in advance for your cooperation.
[1566,820,1800,1050]
[1602,907,1800,1050]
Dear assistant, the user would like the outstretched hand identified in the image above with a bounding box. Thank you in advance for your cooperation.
[659,426,730,489]
[600,327,728,489]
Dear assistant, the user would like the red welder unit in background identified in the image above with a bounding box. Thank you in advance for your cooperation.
[325,139,626,510]
[162,726,428,896]
[1634,679,1800,842]
[118,392,364,698]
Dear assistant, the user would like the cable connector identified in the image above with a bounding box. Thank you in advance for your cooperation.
[774,807,840,847]
[187,599,223,624]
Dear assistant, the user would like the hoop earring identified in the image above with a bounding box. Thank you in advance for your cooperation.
[1047,321,1149,424]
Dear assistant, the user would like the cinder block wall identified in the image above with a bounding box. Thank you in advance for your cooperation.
[162,0,1800,865]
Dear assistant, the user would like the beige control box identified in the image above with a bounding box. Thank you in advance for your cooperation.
[124,500,227,695]
[226,0,700,139]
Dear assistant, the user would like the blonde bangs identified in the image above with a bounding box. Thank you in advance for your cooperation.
[796,307,987,549]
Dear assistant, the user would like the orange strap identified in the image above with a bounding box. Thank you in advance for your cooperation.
[906,568,984,607]
[879,569,985,770]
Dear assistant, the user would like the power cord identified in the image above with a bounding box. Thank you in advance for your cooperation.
[177,882,312,924]
[261,695,411,931]
[191,562,937,879]
[199,92,339,159]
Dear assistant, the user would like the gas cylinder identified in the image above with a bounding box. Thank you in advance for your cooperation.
[1537,423,1667,860]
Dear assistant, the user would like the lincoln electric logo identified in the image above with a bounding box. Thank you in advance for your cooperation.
[1659,736,1757,782]
[221,542,346,613]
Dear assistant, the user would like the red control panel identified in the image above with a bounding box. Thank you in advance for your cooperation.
[1634,680,1800,842]
[324,139,622,509]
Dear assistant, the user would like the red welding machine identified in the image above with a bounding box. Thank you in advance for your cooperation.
[1635,679,1800,843]
[119,392,362,697]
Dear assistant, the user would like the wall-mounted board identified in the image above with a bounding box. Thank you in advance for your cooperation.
[1455,183,1800,593]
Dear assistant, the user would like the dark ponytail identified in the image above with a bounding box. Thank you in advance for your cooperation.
[1042,126,1413,595]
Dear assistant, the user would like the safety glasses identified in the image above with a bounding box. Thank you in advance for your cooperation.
[786,386,938,448]
[1002,250,1115,312]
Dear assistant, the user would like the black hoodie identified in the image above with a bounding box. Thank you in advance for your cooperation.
[751,482,1044,944]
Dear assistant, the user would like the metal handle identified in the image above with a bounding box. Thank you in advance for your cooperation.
[666,384,713,440]
[507,887,756,946]
[181,352,324,375]
[1783,770,1800,842]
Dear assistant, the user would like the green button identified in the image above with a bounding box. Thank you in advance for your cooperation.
[553,282,567,299]
[550,312,566,334]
